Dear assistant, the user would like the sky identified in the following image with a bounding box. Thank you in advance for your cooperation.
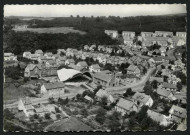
[4,4,186,17]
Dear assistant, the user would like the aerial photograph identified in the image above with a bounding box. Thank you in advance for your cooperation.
[3,4,187,131]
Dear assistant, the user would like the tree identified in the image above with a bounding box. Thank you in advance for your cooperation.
[120,50,125,57]
[55,107,61,113]
[123,88,134,97]
[100,96,108,106]
[136,105,149,123]
[4,109,15,120]
[30,115,35,122]
[176,82,183,91]
[56,114,61,119]
[48,97,55,104]
[95,108,106,124]
[81,108,88,117]
[110,49,115,56]
[34,114,39,119]
[108,111,121,131]
[151,80,158,89]
[5,67,20,80]
[45,113,51,119]
[142,67,147,75]
[143,81,153,95]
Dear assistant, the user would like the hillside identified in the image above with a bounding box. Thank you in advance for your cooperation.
[4,14,186,34]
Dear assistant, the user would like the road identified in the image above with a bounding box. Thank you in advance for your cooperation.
[106,67,156,94]
[4,86,84,109]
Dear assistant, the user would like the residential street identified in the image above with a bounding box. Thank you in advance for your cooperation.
[106,67,156,93]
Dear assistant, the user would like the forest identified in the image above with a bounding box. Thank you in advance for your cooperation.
[4,14,186,55]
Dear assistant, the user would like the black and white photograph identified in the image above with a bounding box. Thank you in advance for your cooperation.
[3,4,187,132]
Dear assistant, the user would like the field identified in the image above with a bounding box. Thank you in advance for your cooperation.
[46,117,92,131]
[13,27,86,34]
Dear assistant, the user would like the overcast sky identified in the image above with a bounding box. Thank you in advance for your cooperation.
[4,4,186,17]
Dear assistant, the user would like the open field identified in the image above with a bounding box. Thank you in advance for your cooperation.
[46,117,92,131]
[13,27,86,34]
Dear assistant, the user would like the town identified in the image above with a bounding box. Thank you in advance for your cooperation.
[4,28,187,131]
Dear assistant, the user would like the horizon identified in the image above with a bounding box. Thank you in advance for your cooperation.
[4,4,186,18]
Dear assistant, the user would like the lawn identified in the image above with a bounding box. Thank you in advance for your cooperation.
[13,27,86,35]
[46,116,92,131]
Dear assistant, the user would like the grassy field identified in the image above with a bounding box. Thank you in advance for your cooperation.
[13,27,86,34]
[47,117,92,131]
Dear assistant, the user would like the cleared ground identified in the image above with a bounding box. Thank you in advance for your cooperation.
[13,27,86,34]
[46,117,92,131]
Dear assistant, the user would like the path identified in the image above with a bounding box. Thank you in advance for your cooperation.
[106,67,156,93]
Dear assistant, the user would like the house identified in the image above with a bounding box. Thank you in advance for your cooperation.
[65,59,75,65]
[89,64,101,73]
[57,49,66,55]
[132,92,153,109]
[24,64,42,78]
[56,56,67,66]
[38,56,52,64]
[122,31,135,39]
[176,32,186,38]
[155,31,173,37]
[45,59,57,68]
[41,68,58,77]
[84,95,93,103]
[95,89,114,103]
[115,98,138,116]
[105,30,118,38]
[40,82,65,97]
[44,52,53,58]
[89,45,96,51]
[123,37,133,45]
[93,72,119,88]
[156,87,177,101]
[127,65,141,77]
[23,51,32,59]
[35,49,43,56]
[52,54,60,60]
[4,53,17,61]
[76,61,88,69]
[147,109,172,126]
[68,64,86,72]
[84,45,89,51]
[149,77,164,84]
[18,97,34,117]
[169,105,187,123]
[34,106,49,117]
[140,32,154,37]
[30,54,40,60]
[4,60,18,68]
[162,82,177,91]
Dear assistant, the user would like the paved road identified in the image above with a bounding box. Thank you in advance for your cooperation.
[106,67,156,94]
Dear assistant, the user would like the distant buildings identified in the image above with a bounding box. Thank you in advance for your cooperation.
[155,31,173,37]
[104,30,119,38]
[14,24,28,29]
